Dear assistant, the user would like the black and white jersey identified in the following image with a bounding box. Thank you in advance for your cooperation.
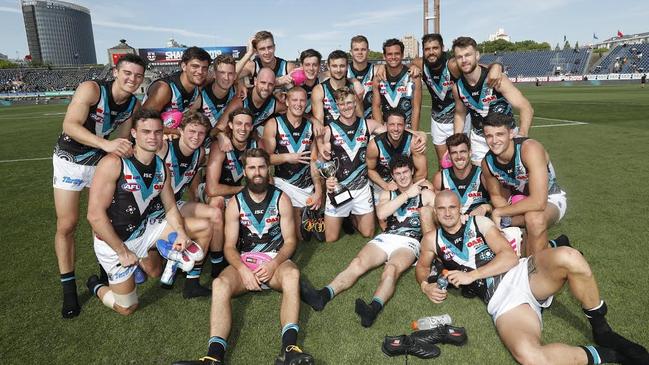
[107,156,166,242]
[234,185,284,253]
[54,81,137,166]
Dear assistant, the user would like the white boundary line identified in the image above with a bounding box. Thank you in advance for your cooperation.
[0,115,588,163]
[0,157,51,163]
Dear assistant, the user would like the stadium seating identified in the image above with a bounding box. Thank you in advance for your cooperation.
[0,66,107,93]
[593,44,649,74]
[479,49,591,77]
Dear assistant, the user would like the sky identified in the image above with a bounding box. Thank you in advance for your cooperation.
[1,0,648,63]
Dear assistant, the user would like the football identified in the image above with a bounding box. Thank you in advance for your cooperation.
[240,252,273,271]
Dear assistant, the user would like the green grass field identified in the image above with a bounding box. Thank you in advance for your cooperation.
[1,84,648,364]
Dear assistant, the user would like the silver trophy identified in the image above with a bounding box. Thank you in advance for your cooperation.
[316,159,353,207]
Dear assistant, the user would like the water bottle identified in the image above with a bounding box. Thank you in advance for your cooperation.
[437,269,449,291]
[160,260,178,287]
[411,313,453,330]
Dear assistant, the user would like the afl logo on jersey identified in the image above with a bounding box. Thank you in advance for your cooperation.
[122,182,141,192]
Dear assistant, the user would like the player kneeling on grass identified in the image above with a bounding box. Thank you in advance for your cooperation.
[300,155,435,327]
[86,109,212,315]
[416,190,649,365]
[174,148,314,365]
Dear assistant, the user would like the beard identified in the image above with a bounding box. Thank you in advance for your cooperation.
[248,175,270,194]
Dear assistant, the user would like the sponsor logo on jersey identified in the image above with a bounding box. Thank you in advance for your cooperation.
[467,237,484,248]
[482,95,497,103]
[468,192,483,198]
[153,183,164,190]
[265,216,279,223]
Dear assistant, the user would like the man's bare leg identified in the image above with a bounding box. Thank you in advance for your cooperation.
[53,188,82,318]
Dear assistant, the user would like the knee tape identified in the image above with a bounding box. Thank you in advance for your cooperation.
[113,289,139,308]
[101,290,115,309]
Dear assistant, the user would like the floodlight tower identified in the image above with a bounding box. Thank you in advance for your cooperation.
[423,0,441,34]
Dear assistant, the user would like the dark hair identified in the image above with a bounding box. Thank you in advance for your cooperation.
[452,37,478,52]
[132,108,161,129]
[382,38,404,54]
[384,109,406,123]
[445,133,471,150]
[422,33,444,47]
[333,86,354,102]
[116,54,146,69]
[300,49,322,64]
[350,35,369,48]
[229,107,254,122]
[253,30,274,49]
[180,110,211,131]
[327,50,349,65]
[213,54,235,71]
[483,113,515,129]
[389,154,414,174]
[242,148,270,167]
[181,46,212,65]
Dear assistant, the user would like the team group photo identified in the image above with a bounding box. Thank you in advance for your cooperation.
[1,0,648,364]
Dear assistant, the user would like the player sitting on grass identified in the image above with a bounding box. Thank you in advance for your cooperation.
[174,148,314,365]
[301,155,435,327]
[416,190,649,365]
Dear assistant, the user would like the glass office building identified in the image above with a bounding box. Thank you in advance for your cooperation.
[21,0,97,65]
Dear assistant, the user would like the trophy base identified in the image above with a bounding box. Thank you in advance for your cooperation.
[329,189,353,207]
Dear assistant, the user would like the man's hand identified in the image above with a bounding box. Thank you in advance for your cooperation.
[254,260,278,283]
[447,270,478,287]
[421,281,447,303]
[172,231,191,251]
[405,179,426,198]
[325,177,338,193]
[102,138,133,157]
[486,66,504,89]
[287,151,311,165]
[217,133,234,153]
[117,248,138,267]
[408,64,422,78]
[491,208,503,228]
[238,265,262,291]
[386,181,398,191]
[307,192,323,211]
[412,131,427,154]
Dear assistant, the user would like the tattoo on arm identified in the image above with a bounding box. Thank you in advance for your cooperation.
[527,256,537,277]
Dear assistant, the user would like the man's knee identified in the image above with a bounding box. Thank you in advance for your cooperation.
[382,264,398,281]
[110,290,139,316]
[212,276,236,297]
[524,211,547,233]
[280,264,300,284]
[509,343,546,365]
[56,215,78,235]
[554,247,591,276]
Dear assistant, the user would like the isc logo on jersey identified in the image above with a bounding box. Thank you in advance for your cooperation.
[122,182,141,192]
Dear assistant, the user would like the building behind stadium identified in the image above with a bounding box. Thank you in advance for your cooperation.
[21,0,97,65]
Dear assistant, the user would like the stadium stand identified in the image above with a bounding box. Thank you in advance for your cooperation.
[0,66,107,93]
[592,44,649,74]
[479,48,591,77]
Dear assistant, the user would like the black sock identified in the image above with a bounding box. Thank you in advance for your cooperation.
[61,271,80,318]
[321,286,334,305]
[549,234,571,248]
[281,323,299,350]
[186,263,203,286]
[210,251,226,278]
[207,336,227,361]
[583,301,612,334]
[580,345,621,364]
[370,297,384,314]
